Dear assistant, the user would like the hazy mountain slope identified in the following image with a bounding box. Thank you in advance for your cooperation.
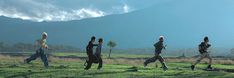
[0,0,234,49]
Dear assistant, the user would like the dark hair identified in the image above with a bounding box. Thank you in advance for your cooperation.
[91,36,96,41]
[98,38,103,43]
[204,36,209,41]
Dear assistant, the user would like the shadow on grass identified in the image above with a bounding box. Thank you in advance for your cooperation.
[5,70,57,78]
[84,71,128,76]
[84,67,139,76]
[203,68,234,73]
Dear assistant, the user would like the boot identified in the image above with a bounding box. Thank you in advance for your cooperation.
[161,63,168,71]
[207,65,213,70]
[163,66,168,71]
[191,65,195,70]
[144,62,147,67]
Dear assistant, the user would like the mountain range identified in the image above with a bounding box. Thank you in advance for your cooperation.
[0,0,234,49]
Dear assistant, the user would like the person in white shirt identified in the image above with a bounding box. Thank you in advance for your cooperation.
[24,32,49,68]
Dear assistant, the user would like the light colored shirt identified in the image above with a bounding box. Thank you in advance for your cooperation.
[35,39,47,50]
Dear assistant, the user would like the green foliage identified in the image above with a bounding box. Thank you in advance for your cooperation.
[107,41,117,48]
[107,40,117,58]
[0,42,80,52]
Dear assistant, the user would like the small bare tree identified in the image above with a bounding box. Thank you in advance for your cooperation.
[107,40,117,58]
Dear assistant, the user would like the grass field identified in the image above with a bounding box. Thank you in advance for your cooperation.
[0,53,234,78]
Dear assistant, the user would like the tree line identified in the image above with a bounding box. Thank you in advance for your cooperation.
[0,42,80,52]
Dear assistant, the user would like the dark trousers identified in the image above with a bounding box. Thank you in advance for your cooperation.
[85,51,93,70]
[25,48,48,67]
[95,54,102,69]
[144,53,166,67]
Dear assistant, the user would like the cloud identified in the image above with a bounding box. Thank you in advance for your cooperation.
[0,0,133,22]
[123,4,130,13]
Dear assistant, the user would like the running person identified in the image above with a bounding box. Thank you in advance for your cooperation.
[84,36,98,70]
[191,36,212,70]
[144,36,168,71]
[24,32,49,68]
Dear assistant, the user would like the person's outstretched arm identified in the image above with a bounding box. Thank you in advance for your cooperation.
[92,43,98,46]
[163,45,167,50]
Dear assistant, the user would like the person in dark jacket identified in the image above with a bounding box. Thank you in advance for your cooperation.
[84,36,98,70]
[191,36,212,70]
[144,36,168,71]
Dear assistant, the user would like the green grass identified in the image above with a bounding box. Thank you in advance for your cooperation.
[53,52,154,58]
[0,53,234,78]
[52,52,194,58]
[0,61,234,78]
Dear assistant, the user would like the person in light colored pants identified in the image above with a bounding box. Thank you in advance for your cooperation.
[191,36,212,70]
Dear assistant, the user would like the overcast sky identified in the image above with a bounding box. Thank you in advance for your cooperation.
[0,0,171,22]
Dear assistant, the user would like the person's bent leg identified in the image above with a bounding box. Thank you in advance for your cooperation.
[97,55,103,69]
[144,56,157,67]
[25,50,40,63]
[158,55,168,71]
[207,54,213,69]
[193,55,204,66]
[191,55,204,70]
[85,54,93,70]
[40,51,49,68]
[158,55,166,67]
